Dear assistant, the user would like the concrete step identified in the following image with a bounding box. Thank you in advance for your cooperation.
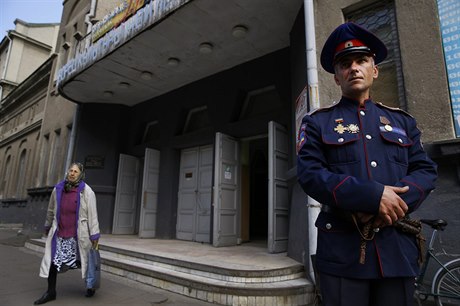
[25,238,315,305]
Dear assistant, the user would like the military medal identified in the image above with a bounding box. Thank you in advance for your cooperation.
[334,124,347,134]
[347,124,360,133]
[379,116,393,132]
[380,116,390,125]
[334,118,348,134]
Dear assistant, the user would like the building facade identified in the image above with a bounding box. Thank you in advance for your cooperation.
[0,20,59,222]
[0,19,59,100]
[1,0,459,288]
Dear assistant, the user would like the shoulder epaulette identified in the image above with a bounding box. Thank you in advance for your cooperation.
[308,101,339,115]
[375,102,414,118]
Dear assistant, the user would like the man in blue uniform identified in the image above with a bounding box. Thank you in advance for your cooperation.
[297,22,437,306]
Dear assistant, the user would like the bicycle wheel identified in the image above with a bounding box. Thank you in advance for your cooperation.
[433,260,460,306]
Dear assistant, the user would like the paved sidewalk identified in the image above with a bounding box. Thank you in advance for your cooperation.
[0,228,215,306]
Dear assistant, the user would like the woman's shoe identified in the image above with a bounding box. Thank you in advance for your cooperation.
[34,291,56,304]
[85,288,96,297]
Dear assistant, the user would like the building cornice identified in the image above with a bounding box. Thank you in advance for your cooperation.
[0,118,42,147]
[8,30,54,51]
[0,55,55,109]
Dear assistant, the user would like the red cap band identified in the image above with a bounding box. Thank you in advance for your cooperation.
[334,39,367,55]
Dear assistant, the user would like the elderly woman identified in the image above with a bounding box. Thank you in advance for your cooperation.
[34,162,100,305]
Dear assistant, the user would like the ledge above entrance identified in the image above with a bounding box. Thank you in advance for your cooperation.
[57,0,303,106]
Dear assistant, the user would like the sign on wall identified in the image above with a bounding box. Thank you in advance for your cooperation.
[438,0,460,137]
[92,0,147,43]
[57,0,190,90]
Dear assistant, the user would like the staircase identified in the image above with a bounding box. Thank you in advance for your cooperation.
[25,238,315,305]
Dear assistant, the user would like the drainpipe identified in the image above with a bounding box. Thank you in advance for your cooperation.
[65,104,80,172]
[304,0,321,285]
[0,32,13,103]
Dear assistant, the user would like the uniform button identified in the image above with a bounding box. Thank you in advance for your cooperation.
[366,134,372,140]
[338,138,344,143]
[371,161,377,167]
[398,138,403,144]
[360,110,365,116]
[326,223,332,230]
[373,228,380,233]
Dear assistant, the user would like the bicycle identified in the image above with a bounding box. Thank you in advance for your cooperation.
[415,219,460,306]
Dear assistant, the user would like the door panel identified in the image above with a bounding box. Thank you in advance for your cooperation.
[177,146,212,242]
[139,148,160,238]
[112,154,140,234]
[268,121,289,253]
[213,133,240,247]
[177,148,198,241]
[195,146,213,242]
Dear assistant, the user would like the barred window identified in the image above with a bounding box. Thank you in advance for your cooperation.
[345,0,406,109]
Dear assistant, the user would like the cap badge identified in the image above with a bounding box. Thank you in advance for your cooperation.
[345,41,354,48]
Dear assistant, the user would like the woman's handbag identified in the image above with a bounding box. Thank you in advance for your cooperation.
[86,243,101,289]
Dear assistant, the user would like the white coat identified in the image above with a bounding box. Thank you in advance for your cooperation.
[39,181,100,279]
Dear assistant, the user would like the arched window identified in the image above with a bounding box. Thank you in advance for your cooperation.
[1,155,11,197]
[16,149,27,198]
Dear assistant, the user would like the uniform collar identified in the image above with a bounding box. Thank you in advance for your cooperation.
[340,96,373,108]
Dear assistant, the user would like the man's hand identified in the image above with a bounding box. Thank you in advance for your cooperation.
[355,212,374,224]
[379,185,409,225]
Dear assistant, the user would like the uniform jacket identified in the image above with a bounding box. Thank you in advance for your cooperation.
[39,181,100,279]
[297,97,437,279]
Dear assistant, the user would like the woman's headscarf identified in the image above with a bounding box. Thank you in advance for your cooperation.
[64,162,85,192]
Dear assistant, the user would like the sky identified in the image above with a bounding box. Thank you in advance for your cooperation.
[0,0,63,38]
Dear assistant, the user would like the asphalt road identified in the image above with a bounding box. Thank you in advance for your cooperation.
[0,228,215,306]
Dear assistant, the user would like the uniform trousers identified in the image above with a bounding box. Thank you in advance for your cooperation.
[319,272,415,306]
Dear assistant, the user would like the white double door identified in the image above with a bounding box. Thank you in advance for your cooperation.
[176,135,242,246]
[112,148,160,238]
[177,121,289,253]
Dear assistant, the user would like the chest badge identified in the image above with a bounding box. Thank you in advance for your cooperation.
[380,116,393,131]
[334,123,348,134]
[380,116,391,125]
[347,124,360,133]
[334,118,348,134]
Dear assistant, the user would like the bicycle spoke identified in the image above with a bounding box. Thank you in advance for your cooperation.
[434,263,460,306]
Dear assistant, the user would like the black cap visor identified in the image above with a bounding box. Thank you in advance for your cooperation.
[333,46,374,66]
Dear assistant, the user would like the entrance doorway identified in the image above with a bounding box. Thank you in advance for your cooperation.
[241,137,269,242]
[112,123,289,253]
[216,121,288,253]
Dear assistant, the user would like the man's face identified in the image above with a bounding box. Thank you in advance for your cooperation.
[333,53,378,98]
[67,165,81,183]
